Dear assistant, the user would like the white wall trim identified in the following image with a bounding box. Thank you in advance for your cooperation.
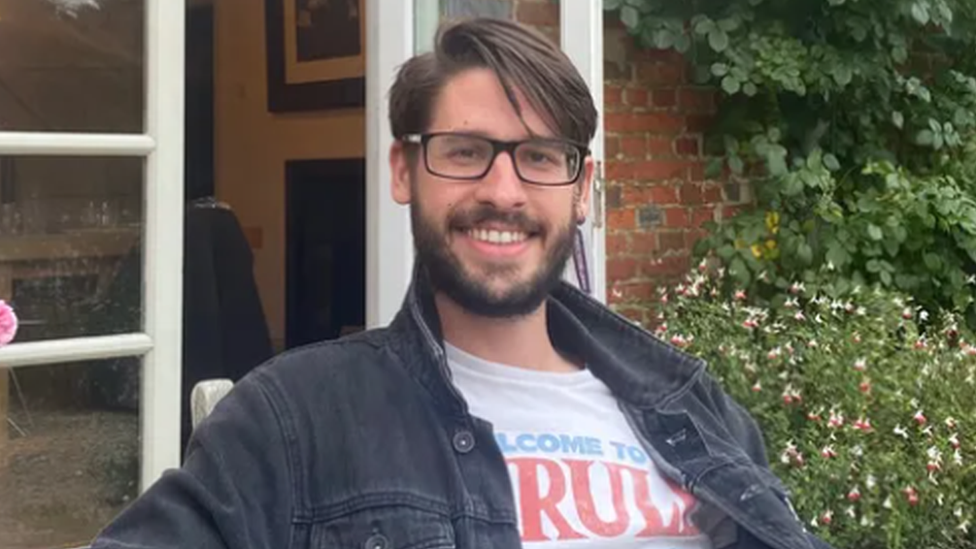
[365,0,415,328]
[142,0,186,490]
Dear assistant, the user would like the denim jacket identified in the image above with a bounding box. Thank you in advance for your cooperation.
[91,268,833,549]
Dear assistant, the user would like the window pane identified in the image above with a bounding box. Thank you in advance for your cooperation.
[0,0,145,133]
[415,0,560,53]
[0,156,144,343]
[0,358,141,549]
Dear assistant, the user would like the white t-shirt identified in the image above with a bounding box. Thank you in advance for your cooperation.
[445,343,715,548]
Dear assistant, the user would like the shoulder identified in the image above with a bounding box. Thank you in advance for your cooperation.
[249,328,398,399]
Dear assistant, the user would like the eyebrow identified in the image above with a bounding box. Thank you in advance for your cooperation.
[434,129,560,142]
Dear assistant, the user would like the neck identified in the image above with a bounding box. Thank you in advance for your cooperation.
[434,292,580,374]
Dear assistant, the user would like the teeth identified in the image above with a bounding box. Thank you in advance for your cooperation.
[467,229,527,244]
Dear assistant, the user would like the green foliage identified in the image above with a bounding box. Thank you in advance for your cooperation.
[606,0,976,324]
[658,265,976,548]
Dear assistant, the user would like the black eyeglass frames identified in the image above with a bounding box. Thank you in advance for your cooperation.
[401,132,589,186]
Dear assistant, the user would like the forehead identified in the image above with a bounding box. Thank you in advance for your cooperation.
[429,68,554,140]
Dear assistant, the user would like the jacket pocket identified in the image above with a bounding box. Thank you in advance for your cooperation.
[312,506,455,549]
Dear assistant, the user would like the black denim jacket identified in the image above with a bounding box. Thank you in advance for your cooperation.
[91,269,834,549]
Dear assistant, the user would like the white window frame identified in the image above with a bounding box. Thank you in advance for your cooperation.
[364,0,607,328]
[0,0,186,492]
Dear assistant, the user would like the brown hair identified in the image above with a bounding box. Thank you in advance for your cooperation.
[388,17,597,147]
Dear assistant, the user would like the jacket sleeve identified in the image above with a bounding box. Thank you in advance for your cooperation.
[90,370,294,549]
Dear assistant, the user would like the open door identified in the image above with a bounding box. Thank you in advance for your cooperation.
[0,0,185,545]
[365,0,607,328]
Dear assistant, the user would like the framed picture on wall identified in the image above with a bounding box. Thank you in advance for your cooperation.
[265,0,366,112]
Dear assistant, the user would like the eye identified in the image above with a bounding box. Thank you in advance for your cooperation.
[522,147,559,165]
[447,146,483,159]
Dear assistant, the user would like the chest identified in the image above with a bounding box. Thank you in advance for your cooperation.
[448,369,714,548]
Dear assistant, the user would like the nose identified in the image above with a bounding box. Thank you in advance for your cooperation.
[474,151,528,210]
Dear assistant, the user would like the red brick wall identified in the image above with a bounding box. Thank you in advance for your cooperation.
[602,23,744,326]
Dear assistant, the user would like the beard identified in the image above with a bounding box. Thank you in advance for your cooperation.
[411,198,576,319]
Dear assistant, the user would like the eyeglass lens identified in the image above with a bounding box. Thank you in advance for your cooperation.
[425,134,580,184]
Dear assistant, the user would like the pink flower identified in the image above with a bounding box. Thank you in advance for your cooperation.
[914,410,927,426]
[0,300,17,347]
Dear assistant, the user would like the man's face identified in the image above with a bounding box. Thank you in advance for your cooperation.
[390,68,593,318]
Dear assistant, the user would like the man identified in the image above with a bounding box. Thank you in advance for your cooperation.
[91,17,831,549]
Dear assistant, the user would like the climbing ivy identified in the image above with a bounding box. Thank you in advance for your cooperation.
[606,0,976,324]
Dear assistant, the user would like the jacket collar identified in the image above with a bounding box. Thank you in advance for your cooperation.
[388,262,706,414]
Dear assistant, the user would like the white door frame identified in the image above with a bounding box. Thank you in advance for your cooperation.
[364,0,607,329]
[365,0,414,329]
[562,1,607,304]
[0,0,186,491]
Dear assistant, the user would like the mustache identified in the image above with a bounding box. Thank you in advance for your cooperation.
[448,205,545,235]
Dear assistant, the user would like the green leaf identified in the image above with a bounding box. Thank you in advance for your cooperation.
[651,29,675,49]
[729,257,751,286]
[766,145,789,177]
[826,241,849,268]
[620,5,640,28]
[911,2,930,25]
[718,17,741,32]
[867,223,884,241]
[721,75,741,95]
[711,63,730,77]
[892,111,904,129]
[832,65,853,87]
[705,157,724,178]
[892,46,908,63]
[823,153,841,171]
[717,244,736,260]
[694,18,716,35]
[828,0,845,5]
[924,253,943,271]
[917,129,935,146]
[728,155,745,175]
[782,173,803,195]
[673,33,692,53]
[604,0,623,10]
[797,242,813,264]
[743,82,758,96]
[880,270,893,285]
[709,29,730,52]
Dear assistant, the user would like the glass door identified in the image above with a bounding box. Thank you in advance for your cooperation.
[365,0,606,328]
[0,0,185,547]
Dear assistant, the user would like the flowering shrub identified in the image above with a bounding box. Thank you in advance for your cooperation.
[0,300,17,347]
[656,262,976,549]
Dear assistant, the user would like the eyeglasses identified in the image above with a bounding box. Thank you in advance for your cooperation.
[402,132,589,187]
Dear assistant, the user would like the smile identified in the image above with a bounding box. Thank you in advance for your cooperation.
[465,228,529,244]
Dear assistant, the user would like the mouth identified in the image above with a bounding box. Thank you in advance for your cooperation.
[453,224,538,259]
[464,228,530,245]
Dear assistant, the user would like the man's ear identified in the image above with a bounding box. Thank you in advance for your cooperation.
[575,156,595,224]
[390,140,412,205]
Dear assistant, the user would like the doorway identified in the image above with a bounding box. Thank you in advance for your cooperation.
[285,159,366,349]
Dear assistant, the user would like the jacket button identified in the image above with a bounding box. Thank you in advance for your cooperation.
[453,430,475,453]
[364,533,389,549]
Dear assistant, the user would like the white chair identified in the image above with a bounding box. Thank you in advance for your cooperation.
[190,378,234,430]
